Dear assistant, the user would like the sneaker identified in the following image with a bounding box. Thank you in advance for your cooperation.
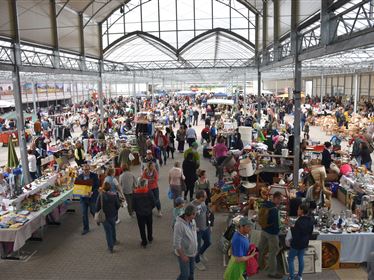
[141,241,147,248]
[268,273,283,279]
[114,240,120,245]
[109,248,114,253]
[195,262,206,271]
[200,254,208,263]
[157,211,163,217]
[116,219,121,224]
[148,237,153,244]
[81,230,89,235]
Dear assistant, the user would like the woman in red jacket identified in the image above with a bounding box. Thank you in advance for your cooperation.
[142,162,162,217]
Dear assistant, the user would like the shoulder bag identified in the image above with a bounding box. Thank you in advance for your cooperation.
[94,193,106,224]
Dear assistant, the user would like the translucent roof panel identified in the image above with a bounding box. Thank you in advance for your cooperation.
[104,34,177,63]
[181,32,254,61]
[102,0,256,51]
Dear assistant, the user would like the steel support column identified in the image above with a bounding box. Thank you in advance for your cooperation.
[98,62,104,124]
[50,0,60,69]
[151,72,154,107]
[133,72,137,114]
[31,81,37,120]
[273,0,280,61]
[243,71,247,113]
[354,73,359,113]
[292,0,301,188]
[10,0,30,183]
[321,74,324,109]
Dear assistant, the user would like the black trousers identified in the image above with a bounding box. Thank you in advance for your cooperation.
[136,213,153,245]
[184,181,195,201]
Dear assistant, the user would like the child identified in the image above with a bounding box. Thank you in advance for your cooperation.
[172,197,185,229]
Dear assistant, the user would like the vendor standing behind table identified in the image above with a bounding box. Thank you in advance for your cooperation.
[74,141,86,166]
[224,217,257,280]
[27,149,37,181]
[76,164,100,235]
[305,178,332,209]
[258,191,283,279]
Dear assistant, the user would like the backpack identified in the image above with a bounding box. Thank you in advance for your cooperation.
[258,206,274,229]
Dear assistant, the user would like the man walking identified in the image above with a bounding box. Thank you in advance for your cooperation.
[258,191,283,279]
[186,125,197,147]
[75,164,100,235]
[174,204,198,280]
[192,190,211,271]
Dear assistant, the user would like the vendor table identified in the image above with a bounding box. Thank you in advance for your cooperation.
[0,189,73,256]
[318,232,374,263]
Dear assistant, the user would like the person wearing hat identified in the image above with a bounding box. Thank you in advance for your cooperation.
[224,217,257,280]
[184,142,200,169]
[142,149,160,172]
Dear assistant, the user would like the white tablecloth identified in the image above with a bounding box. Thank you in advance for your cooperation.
[318,232,374,263]
[0,189,72,252]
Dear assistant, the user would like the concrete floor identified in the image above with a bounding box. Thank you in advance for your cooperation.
[0,120,369,279]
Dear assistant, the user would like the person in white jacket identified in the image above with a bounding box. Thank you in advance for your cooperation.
[173,204,198,280]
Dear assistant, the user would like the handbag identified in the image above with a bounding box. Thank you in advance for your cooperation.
[94,193,106,224]
[168,188,174,200]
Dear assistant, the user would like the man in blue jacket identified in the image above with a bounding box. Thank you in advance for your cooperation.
[76,164,100,235]
[258,191,283,279]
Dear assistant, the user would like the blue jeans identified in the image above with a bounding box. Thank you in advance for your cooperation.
[151,188,161,211]
[195,228,212,263]
[103,217,116,250]
[177,256,195,280]
[80,197,96,231]
[288,248,305,279]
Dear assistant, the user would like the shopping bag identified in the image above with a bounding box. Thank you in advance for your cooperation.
[73,184,92,197]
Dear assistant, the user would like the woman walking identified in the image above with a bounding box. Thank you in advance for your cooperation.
[169,161,185,205]
[194,170,211,205]
[142,162,162,216]
[132,178,156,248]
[176,125,186,153]
[166,126,176,159]
[182,152,198,201]
[104,167,125,223]
[96,182,120,253]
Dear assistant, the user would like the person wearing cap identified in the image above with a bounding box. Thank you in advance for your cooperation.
[173,204,198,280]
[142,149,160,172]
[184,142,200,169]
[224,217,257,280]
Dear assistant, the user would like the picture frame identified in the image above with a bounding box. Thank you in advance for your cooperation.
[282,250,315,274]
